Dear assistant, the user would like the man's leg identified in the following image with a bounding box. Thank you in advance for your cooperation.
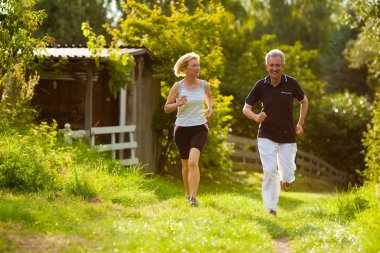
[278,143,297,187]
[257,138,280,213]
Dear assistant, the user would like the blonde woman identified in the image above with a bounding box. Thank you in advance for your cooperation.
[164,52,213,207]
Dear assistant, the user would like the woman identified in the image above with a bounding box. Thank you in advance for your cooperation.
[164,52,213,207]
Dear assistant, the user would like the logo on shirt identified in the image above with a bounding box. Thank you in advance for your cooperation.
[280,91,292,95]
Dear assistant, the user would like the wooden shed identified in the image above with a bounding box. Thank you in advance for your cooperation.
[33,46,160,172]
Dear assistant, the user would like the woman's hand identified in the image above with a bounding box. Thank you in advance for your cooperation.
[205,108,213,118]
[177,95,188,107]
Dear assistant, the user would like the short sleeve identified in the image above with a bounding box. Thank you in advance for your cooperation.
[245,82,261,106]
[293,80,305,102]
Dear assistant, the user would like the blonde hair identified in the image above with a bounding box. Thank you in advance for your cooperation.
[173,52,200,77]
[265,49,285,65]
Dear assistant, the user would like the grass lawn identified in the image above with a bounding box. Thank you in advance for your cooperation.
[1,168,378,253]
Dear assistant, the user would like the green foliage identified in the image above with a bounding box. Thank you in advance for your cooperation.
[202,80,234,171]
[301,91,371,175]
[363,93,380,182]
[336,194,369,222]
[66,168,98,200]
[342,0,380,89]
[250,0,339,51]
[0,121,156,203]
[0,122,64,192]
[104,1,234,172]
[0,64,39,127]
[34,0,109,45]
[0,0,48,70]
[81,22,136,97]
[345,1,380,183]
[320,25,369,95]
[0,0,50,125]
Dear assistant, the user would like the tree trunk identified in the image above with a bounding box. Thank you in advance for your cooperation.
[1,69,16,106]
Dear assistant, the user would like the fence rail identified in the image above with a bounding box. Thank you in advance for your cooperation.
[228,135,348,188]
[71,125,138,166]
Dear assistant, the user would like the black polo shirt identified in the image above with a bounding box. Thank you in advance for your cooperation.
[245,74,305,143]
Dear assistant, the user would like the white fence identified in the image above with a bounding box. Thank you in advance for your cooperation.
[71,125,138,166]
[228,135,349,188]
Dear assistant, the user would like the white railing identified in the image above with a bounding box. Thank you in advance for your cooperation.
[228,135,348,188]
[70,125,138,166]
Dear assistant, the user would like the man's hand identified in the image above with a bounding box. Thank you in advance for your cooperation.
[296,124,303,135]
[255,112,267,123]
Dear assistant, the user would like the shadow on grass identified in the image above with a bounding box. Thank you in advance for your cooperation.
[254,216,287,238]
[278,195,307,211]
[144,170,263,201]
[144,169,336,205]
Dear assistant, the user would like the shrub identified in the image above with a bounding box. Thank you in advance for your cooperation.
[362,93,380,182]
[301,91,371,176]
[0,122,67,192]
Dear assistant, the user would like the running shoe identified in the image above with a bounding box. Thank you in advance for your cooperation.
[189,197,199,207]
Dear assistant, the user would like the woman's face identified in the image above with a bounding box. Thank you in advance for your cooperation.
[184,59,200,77]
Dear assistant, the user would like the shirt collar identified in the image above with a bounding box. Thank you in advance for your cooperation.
[264,74,288,85]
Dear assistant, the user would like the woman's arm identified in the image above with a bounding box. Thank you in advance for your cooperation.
[204,81,213,118]
[164,82,187,113]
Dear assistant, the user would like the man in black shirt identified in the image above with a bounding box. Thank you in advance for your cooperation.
[243,49,309,216]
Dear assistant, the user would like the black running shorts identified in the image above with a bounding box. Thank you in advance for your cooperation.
[174,124,209,160]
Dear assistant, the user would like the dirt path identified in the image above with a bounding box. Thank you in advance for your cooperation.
[274,237,293,253]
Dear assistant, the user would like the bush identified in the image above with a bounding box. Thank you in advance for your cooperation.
[0,122,67,192]
[300,91,371,176]
[362,93,380,182]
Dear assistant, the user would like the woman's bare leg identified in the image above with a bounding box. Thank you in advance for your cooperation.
[181,159,190,196]
[187,148,201,198]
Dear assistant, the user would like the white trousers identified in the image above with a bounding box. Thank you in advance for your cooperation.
[257,138,297,213]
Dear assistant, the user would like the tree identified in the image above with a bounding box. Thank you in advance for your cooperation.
[319,25,370,95]
[0,0,50,126]
[34,0,109,45]
[347,0,380,182]
[342,0,380,91]
[363,94,380,182]
[302,92,371,176]
[98,1,234,173]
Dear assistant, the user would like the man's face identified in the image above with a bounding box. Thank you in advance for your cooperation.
[265,56,285,79]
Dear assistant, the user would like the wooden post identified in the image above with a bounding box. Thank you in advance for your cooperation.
[132,56,144,125]
[119,88,127,159]
[84,60,93,133]
[111,133,116,159]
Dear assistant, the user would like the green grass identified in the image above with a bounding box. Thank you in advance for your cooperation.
[1,172,379,252]
[0,124,379,252]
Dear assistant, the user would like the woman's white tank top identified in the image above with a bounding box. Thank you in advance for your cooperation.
[175,80,207,126]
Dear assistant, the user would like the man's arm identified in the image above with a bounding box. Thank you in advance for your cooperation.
[243,104,267,123]
[296,95,309,135]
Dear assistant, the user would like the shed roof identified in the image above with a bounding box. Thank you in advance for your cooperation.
[36,47,151,59]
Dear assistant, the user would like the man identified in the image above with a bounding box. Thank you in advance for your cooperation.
[242,49,308,216]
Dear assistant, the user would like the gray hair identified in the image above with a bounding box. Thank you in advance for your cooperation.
[265,49,285,65]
